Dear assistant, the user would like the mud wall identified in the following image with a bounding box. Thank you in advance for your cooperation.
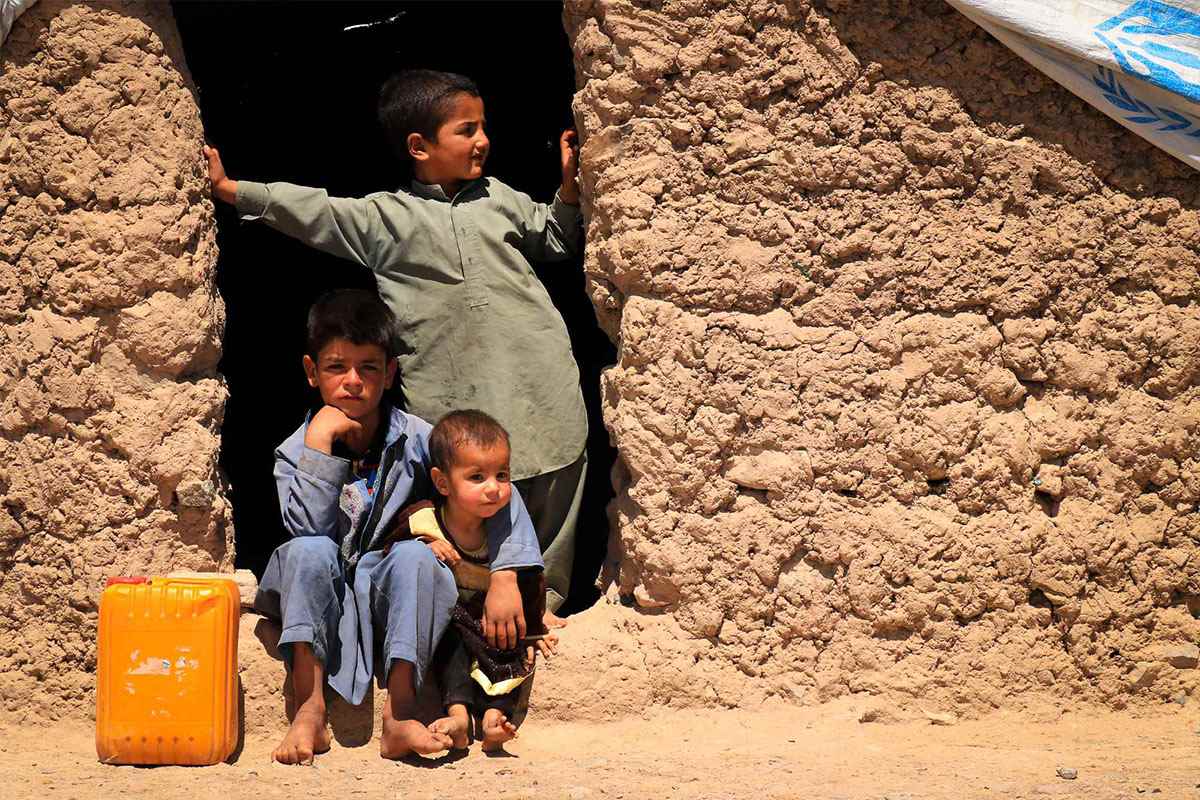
[565,0,1200,709]
[0,0,228,720]
[1,0,1197,723]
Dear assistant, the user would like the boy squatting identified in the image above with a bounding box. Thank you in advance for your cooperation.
[207,69,589,624]
[254,289,555,764]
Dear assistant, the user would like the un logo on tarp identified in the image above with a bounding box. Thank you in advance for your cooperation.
[1095,0,1200,104]
[1093,66,1200,135]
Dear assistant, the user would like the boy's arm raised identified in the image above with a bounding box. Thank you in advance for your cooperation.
[204,146,401,271]
[509,129,583,263]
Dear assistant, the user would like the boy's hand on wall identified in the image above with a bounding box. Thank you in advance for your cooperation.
[203,145,238,205]
[424,538,460,566]
[482,569,525,650]
[304,405,363,455]
[558,129,580,206]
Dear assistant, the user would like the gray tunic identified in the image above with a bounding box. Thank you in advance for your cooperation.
[236,177,588,481]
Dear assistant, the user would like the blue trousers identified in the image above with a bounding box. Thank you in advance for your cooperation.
[255,537,458,702]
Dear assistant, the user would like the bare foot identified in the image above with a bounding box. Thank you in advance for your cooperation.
[428,704,470,750]
[380,660,452,759]
[272,706,330,765]
[382,718,454,759]
[543,609,568,629]
[480,708,518,753]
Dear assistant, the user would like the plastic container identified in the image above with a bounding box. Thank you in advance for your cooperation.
[96,576,240,765]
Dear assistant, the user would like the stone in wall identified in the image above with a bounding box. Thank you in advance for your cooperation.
[0,0,228,720]
[565,0,1200,711]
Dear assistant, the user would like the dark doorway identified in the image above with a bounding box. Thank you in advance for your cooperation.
[172,1,615,614]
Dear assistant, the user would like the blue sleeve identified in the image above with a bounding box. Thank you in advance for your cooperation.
[486,486,544,572]
[402,418,435,508]
[274,431,350,541]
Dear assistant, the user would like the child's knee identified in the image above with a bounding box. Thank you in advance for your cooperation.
[383,540,451,581]
[280,537,341,582]
[280,535,340,564]
[260,536,342,614]
[376,540,457,603]
[386,539,436,564]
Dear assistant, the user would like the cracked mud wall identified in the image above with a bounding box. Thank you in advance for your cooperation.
[0,1,228,720]
[0,0,1196,727]
[564,0,1200,710]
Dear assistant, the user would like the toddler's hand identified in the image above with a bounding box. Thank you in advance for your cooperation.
[304,405,363,454]
[525,631,559,666]
[424,538,460,566]
[203,145,238,205]
[558,129,580,205]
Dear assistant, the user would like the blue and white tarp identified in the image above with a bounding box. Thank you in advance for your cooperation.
[946,0,1200,170]
[0,0,38,55]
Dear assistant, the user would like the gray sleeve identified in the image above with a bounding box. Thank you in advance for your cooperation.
[236,180,404,271]
[274,442,352,541]
[509,186,583,263]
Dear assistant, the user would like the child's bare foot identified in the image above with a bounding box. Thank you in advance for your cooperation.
[480,708,518,753]
[428,704,470,750]
[382,717,454,759]
[543,609,568,629]
[274,643,330,765]
[381,696,453,759]
[381,718,453,759]
[272,705,330,765]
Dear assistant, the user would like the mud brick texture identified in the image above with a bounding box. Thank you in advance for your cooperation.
[0,1,229,721]
[563,0,1200,711]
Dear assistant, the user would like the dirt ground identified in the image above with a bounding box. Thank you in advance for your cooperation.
[5,699,1198,800]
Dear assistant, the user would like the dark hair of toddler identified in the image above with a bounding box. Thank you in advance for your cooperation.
[428,409,510,474]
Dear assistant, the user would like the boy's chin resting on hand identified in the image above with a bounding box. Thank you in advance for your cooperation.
[303,405,365,455]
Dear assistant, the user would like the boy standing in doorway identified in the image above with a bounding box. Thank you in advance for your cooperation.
[207,70,588,623]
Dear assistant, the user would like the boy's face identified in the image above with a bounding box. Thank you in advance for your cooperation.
[302,338,397,421]
[432,442,512,521]
[409,93,489,187]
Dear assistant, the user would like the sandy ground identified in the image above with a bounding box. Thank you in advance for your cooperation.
[4,700,1198,800]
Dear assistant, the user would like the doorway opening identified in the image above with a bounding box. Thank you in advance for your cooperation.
[173,0,615,613]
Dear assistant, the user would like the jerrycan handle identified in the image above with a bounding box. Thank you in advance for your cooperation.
[105,576,150,586]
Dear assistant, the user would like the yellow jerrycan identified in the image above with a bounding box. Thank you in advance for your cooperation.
[96,576,240,765]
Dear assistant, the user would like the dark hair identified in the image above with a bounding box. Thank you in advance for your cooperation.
[429,410,510,472]
[377,69,480,162]
[306,289,398,360]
